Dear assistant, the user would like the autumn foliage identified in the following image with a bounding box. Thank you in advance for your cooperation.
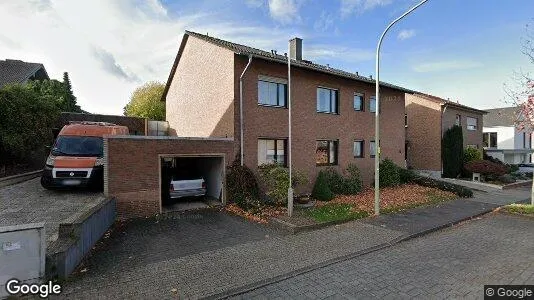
[464,160,508,177]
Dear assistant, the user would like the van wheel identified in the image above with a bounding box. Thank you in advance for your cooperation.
[40,176,53,190]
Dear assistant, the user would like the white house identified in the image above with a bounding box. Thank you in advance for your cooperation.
[483,107,533,164]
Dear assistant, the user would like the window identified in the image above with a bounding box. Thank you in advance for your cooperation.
[370,141,376,158]
[353,140,364,158]
[483,132,497,148]
[316,140,338,165]
[317,87,339,114]
[354,93,364,111]
[258,80,287,107]
[257,139,287,166]
[455,114,461,126]
[369,96,376,113]
[466,117,477,131]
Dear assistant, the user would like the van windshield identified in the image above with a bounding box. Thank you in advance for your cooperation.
[52,136,103,157]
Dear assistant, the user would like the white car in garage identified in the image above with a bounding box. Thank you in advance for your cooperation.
[518,163,534,174]
[169,177,207,199]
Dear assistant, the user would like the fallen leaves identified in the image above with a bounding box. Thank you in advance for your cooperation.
[225,203,286,223]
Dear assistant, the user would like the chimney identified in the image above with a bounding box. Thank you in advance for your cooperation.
[289,37,302,60]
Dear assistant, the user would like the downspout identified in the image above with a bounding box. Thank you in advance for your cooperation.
[239,55,253,166]
[441,104,448,175]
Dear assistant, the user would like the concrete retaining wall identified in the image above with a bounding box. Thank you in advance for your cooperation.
[46,198,116,279]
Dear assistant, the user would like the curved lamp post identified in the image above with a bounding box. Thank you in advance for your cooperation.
[374,0,429,216]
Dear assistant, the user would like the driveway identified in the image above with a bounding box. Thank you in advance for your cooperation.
[0,178,106,246]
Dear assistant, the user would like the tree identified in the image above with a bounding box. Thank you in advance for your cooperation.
[62,72,81,112]
[0,84,59,167]
[505,20,534,204]
[124,81,165,120]
[442,125,464,178]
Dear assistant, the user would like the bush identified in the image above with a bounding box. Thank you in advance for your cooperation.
[464,160,508,179]
[442,125,464,178]
[508,164,519,173]
[311,172,334,201]
[258,164,308,205]
[319,165,363,195]
[344,163,363,194]
[399,168,417,184]
[410,176,473,198]
[463,147,482,164]
[226,160,260,210]
[498,174,517,184]
[379,158,400,188]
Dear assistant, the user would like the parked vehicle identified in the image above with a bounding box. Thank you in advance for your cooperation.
[518,163,534,174]
[169,177,206,199]
[41,121,129,189]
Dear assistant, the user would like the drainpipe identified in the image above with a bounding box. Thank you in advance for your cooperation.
[239,55,253,166]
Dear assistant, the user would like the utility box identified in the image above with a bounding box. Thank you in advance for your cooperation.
[0,223,46,298]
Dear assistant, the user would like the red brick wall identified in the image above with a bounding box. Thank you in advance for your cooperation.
[405,94,442,171]
[234,56,406,189]
[442,107,484,149]
[104,136,234,218]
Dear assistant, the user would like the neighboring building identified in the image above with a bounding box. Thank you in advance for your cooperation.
[483,107,533,164]
[405,93,486,176]
[0,59,49,88]
[162,31,413,190]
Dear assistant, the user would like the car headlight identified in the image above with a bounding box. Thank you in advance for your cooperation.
[45,155,55,167]
[94,157,105,166]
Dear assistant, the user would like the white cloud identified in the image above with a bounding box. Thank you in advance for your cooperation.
[0,0,292,114]
[267,0,302,24]
[314,11,335,32]
[412,60,484,73]
[340,0,393,17]
[306,45,374,63]
[245,0,265,8]
[397,29,415,41]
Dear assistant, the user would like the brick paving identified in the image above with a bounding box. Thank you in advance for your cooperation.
[58,217,403,299]
[235,213,534,299]
[0,178,105,245]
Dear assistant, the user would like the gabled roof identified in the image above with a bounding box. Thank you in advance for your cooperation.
[0,59,49,88]
[413,92,487,114]
[162,31,415,100]
[483,107,519,127]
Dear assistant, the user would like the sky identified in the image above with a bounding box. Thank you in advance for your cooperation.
[0,0,533,115]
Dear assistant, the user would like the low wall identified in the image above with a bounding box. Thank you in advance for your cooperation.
[0,170,42,188]
[104,136,234,219]
[46,198,116,279]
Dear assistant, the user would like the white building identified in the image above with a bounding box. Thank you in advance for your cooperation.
[483,107,533,164]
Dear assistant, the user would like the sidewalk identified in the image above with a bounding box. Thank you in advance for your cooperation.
[58,188,531,299]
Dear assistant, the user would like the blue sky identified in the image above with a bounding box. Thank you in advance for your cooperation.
[0,0,532,114]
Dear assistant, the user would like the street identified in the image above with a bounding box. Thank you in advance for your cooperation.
[234,213,534,299]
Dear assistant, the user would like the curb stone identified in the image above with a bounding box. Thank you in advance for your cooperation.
[202,205,497,300]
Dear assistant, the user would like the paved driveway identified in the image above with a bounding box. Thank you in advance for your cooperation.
[236,213,534,299]
[0,178,106,245]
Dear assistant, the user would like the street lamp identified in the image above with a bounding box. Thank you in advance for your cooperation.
[374,0,429,216]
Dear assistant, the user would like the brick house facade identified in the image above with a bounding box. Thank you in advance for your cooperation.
[163,31,413,192]
[405,93,486,175]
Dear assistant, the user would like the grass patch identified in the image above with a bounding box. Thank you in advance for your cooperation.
[503,204,534,215]
[307,203,368,223]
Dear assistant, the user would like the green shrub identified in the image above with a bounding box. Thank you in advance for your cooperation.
[321,168,346,194]
[344,163,363,194]
[508,164,519,173]
[410,176,473,198]
[463,147,482,163]
[226,160,260,210]
[498,174,516,184]
[379,158,400,188]
[311,172,334,201]
[399,168,417,184]
[258,164,308,205]
[442,125,464,178]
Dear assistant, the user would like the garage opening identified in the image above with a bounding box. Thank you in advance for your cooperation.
[160,155,225,213]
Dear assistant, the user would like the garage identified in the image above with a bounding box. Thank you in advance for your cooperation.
[160,155,225,212]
